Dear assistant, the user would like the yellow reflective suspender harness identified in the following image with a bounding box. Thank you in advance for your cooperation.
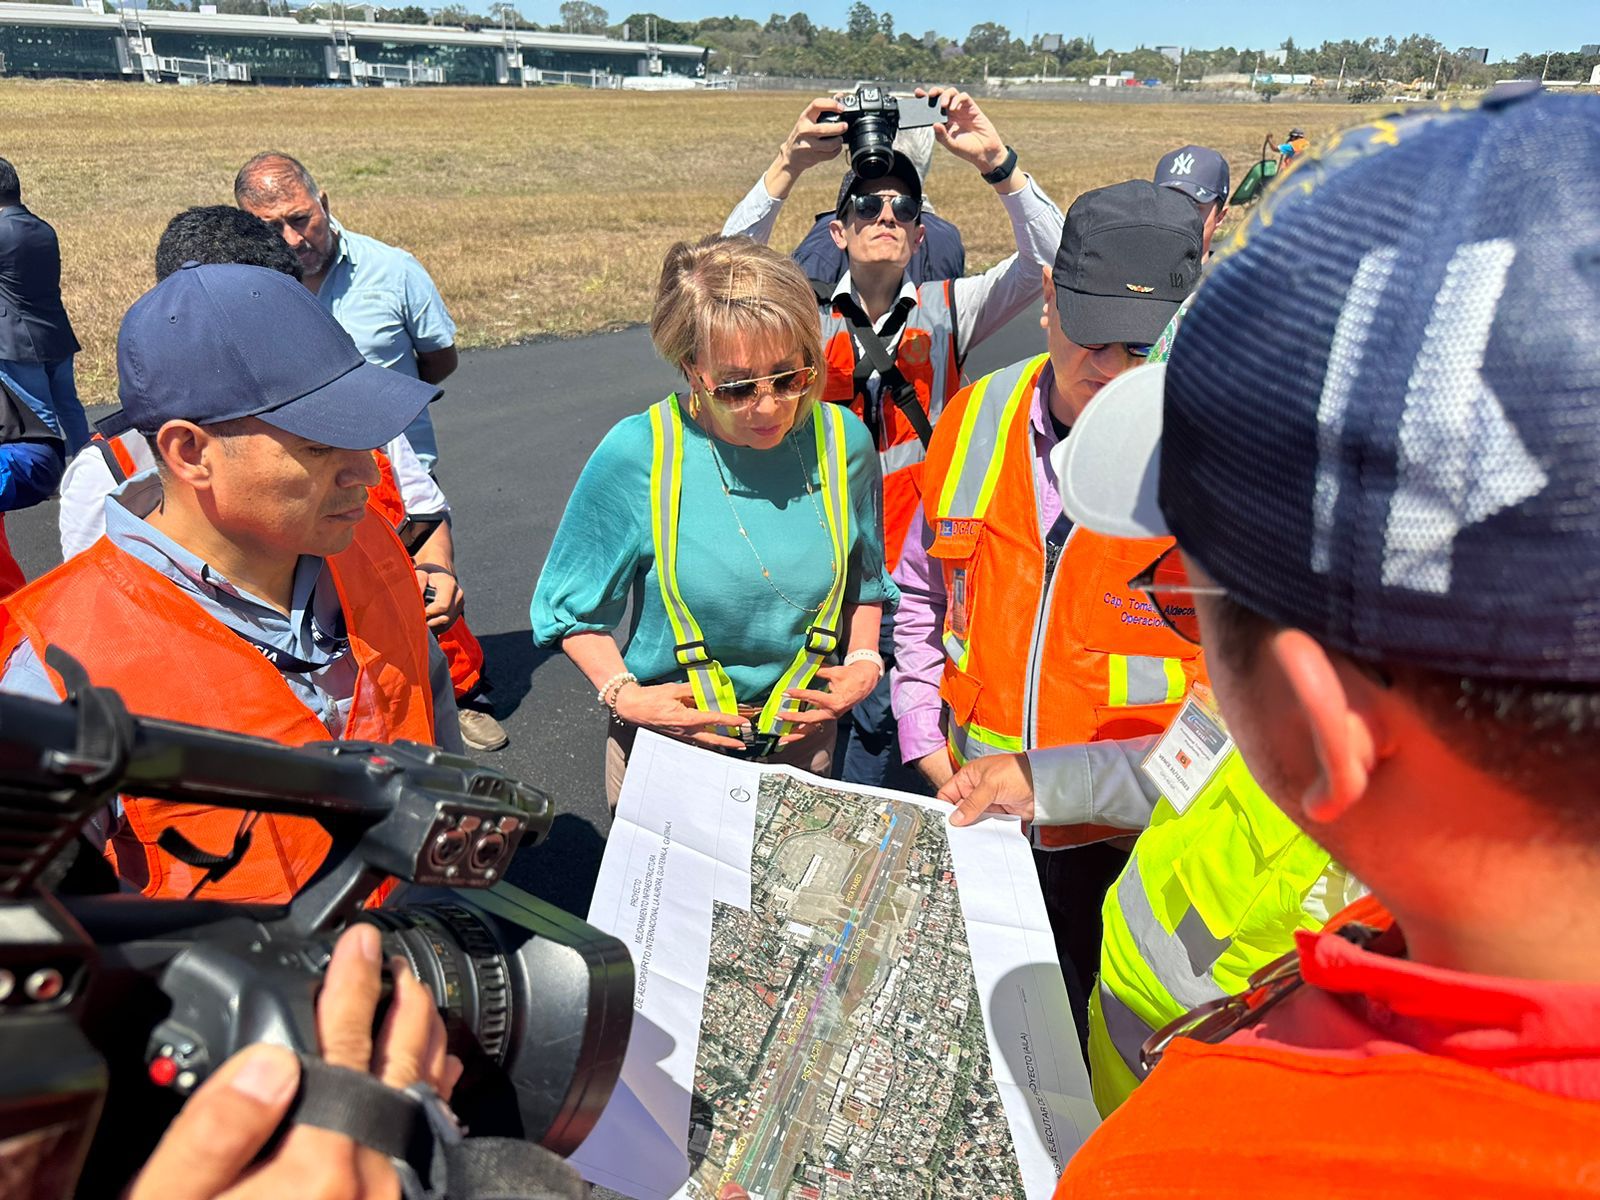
[648,394,851,757]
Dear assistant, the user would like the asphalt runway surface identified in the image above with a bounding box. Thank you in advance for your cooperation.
[4,305,1044,918]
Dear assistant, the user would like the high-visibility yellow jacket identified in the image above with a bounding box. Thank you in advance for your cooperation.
[1088,746,1350,1114]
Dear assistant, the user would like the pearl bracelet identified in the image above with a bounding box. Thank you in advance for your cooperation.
[843,649,885,679]
[598,671,638,711]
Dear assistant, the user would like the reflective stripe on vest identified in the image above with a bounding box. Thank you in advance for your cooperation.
[1108,653,1188,708]
[948,718,1025,765]
[935,354,1041,520]
[648,395,850,737]
[933,354,1041,680]
[1089,748,1336,1112]
[914,281,958,425]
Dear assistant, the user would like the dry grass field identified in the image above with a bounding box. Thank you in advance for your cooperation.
[2,79,1368,403]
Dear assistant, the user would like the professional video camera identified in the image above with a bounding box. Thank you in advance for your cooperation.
[0,649,632,1199]
[823,84,948,179]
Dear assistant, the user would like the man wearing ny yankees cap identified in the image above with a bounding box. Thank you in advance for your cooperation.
[0,263,463,903]
[1046,86,1600,1191]
[1154,144,1231,257]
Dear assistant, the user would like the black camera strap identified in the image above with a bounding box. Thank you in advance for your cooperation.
[156,812,260,899]
[291,1057,586,1200]
[830,293,934,450]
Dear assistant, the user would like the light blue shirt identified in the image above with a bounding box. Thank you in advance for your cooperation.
[318,220,456,467]
[1,472,463,843]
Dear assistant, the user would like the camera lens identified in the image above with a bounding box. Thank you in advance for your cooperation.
[356,892,634,1155]
[848,114,897,179]
[364,904,513,1060]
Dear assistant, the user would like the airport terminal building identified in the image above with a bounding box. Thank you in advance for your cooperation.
[0,2,705,86]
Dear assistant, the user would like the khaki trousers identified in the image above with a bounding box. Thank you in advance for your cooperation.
[603,716,835,810]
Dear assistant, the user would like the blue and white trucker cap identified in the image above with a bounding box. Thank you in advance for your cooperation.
[1056,85,1600,681]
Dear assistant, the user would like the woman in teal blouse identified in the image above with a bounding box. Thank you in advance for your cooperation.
[531,235,897,804]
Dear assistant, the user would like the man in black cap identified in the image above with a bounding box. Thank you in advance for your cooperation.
[1278,126,1309,165]
[0,262,462,903]
[1154,144,1231,256]
[892,179,1206,1026]
[724,86,1065,789]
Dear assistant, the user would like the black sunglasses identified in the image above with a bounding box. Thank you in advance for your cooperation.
[1127,544,1227,645]
[844,193,922,224]
[1082,342,1155,359]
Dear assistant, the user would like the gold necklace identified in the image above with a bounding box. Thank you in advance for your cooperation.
[705,426,837,615]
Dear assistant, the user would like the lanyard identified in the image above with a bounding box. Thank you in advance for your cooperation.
[227,616,349,677]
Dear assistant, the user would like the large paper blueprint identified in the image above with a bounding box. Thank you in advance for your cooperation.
[569,732,1099,1199]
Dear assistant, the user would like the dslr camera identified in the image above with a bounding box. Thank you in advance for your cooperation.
[0,651,631,1198]
[823,84,948,179]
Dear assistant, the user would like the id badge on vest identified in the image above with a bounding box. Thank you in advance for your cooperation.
[950,568,969,638]
[1142,684,1234,815]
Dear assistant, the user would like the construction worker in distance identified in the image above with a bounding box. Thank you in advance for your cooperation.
[1049,86,1600,1193]
[0,263,458,903]
[1277,126,1309,166]
[724,85,1065,789]
[893,179,1208,1031]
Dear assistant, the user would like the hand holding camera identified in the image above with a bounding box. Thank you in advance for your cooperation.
[128,924,459,1200]
[0,660,623,1199]
[914,86,1013,180]
[765,86,1016,203]
[766,95,849,198]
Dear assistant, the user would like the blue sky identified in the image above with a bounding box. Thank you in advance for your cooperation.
[532,0,1586,61]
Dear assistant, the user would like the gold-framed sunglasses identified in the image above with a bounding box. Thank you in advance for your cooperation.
[700,365,818,410]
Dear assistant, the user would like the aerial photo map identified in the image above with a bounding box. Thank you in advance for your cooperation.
[685,773,1025,1200]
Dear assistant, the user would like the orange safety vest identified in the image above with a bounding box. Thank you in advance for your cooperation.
[1055,903,1600,1198]
[922,355,1205,848]
[0,508,436,902]
[86,431,483,700]
[821,280,960,571]
[371,447,484,698]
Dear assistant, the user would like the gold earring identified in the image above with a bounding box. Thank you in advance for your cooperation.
[687,391,701,419]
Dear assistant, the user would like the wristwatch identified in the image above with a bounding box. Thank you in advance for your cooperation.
[981,145,1019,185]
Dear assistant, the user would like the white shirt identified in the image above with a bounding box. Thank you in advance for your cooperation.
[57,430,446,560]
[722,171,1065,366]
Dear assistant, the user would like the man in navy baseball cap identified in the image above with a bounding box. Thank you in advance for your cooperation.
[1051,86,1600,1193]
[1153,144,1231,255]
[119,261,436,452]
[0,262,460,903]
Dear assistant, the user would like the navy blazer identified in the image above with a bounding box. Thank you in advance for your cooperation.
[0,205,80,364]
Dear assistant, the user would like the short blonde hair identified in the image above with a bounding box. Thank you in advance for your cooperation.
[650,235,825,422]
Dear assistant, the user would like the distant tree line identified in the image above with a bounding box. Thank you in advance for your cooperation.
[26,0,1598,88]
